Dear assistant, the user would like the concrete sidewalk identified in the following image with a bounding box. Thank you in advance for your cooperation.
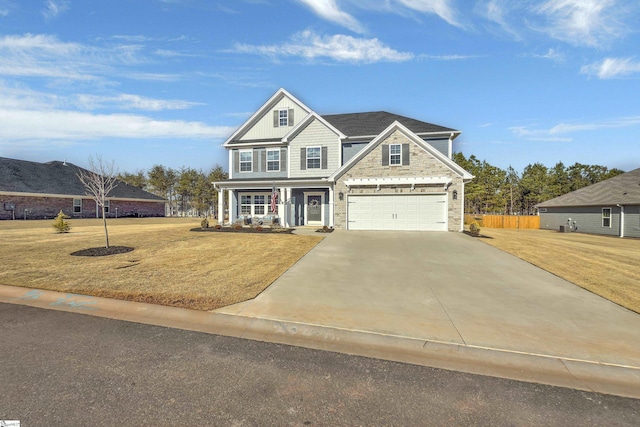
[2,229,639,398]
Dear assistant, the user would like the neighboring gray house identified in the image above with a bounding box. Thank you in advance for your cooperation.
[214,88,473,231]
[537,167,640,238]
[0,157,166,220]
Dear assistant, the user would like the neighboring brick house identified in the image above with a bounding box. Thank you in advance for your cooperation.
[214,88,473,231]
[0,157,166,220]
[537,167,640,238]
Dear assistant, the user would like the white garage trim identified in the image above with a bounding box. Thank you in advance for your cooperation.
[344,177,452,190]
[347,193,448,231]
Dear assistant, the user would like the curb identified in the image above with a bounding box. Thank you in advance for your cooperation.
[2,285,639,399]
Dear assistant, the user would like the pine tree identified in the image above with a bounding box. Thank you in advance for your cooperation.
[52,210,71,233]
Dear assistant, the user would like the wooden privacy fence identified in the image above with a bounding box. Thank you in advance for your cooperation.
[465,214,540,229]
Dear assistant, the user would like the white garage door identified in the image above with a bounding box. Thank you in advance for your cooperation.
[347,194,447,231]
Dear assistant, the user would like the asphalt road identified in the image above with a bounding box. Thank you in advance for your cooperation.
[1,303,639,426]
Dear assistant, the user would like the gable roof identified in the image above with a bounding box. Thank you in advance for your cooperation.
[328,121,473,183]
[322,111,458,139]
[0,157,165,201]
[537,168,640,207]
[223,88,313,146]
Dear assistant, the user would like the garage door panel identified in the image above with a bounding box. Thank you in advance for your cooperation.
[348,194,447,231]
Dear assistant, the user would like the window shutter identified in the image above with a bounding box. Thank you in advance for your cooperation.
[260,149,266,172]
[321,147,328,169]
[281,148,287,172]
[273,110,279,127]
[300,147,306,170]
[253,150,259,172]
[288,109,294,126]
[402,144,410,165]
[381,145,389,166]
[233,151,239,173]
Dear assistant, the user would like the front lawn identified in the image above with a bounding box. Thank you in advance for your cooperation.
[0,218,323,310]
[476,228,640,314]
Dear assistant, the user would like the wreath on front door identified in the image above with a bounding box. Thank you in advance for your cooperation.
[310,199,319,207]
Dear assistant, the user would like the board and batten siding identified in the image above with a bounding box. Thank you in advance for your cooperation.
[240,98,308,141]
[289,118,340,178]
[231,147,288,179]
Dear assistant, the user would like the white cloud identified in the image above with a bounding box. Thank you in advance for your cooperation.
[581,57,640,79]
[394,0,464,28]
[0,108,234,143]
[533,0,628,47]
[510,115,640,140]
[296,0,365,33]
[232,30,414,63]
[43,0,70,20]
[531,48,564,62]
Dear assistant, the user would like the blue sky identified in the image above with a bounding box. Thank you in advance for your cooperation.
[1,0,639,174]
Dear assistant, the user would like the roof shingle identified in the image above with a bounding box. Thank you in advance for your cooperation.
[537,168,640,207]
[322,111,457,138]
[0,157,165,201]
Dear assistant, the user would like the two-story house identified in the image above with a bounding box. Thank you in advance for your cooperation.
[214,88,473,231]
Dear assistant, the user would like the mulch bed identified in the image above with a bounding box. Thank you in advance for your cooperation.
[191,227,295,234]
[70,246,135,257]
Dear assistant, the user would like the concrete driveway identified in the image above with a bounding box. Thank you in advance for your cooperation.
[217,230,640,369]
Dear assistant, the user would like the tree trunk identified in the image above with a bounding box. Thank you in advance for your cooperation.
[102,205,110,248]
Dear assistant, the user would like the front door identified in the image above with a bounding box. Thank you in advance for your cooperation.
[304,193,324,226]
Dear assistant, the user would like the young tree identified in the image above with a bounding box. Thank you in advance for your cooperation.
[77,155,118,248]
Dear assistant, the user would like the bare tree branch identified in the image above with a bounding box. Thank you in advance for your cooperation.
[77,155,118,248]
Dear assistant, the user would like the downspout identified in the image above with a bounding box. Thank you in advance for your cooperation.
[617,204,625,238]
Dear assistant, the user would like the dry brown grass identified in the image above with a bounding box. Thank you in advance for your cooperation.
[477,228,640,314]
[0,218,322,310]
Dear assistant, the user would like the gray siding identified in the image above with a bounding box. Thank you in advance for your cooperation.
[424,138,449,158]
[539,206,621,237]
[239,97,308,141]
[624,205,640,238]
[231,148,288,179]
[289,118,340,178]
[342,142,369,165]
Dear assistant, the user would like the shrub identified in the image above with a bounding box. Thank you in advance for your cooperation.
[214,224,222,230]
[200,218,209,229]
[52,210,71,233]
[255,225,263,232]
[469,221,481,237]
[233,224,242,230]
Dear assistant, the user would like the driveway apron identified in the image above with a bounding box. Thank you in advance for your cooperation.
[217,230,640,369]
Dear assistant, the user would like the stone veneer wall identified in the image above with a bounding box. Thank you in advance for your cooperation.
[334,130,465,231]
[0,195,165,220]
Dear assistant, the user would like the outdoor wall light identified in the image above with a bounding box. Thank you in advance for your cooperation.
[453,190,458,200]
[338,191,344,201]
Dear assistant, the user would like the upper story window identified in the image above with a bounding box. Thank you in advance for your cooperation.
[273,109,294,127]
[307,147,321,169]
[602,208,612,227]
[389,144,401,165]
[239,150,252,172]
[279,109,288,127]
[267,149,280,172]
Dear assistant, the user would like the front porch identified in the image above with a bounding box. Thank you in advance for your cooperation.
[214,179,334,228]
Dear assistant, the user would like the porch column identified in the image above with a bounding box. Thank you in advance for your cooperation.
[228,190,236,224]
[278,187,286,226]
[217,188,224,225]
[328,186,335,228]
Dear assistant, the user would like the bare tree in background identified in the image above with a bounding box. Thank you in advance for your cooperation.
[77,155,118,248]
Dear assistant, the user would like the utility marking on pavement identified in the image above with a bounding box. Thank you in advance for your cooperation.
[49,294,98,311]
[11,289,45,301]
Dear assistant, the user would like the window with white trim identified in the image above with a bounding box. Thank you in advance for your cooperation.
[254,195,265,215]
[104,200,110,213]
[73,198,82,213]
[241,195,252,215]
[389,144,401,165]
[602,208,612,227]
[306,146,321,169]
[267,149,280,172]
[239,150,252,172]
[239,193,271,216]
[279,109,289,127]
